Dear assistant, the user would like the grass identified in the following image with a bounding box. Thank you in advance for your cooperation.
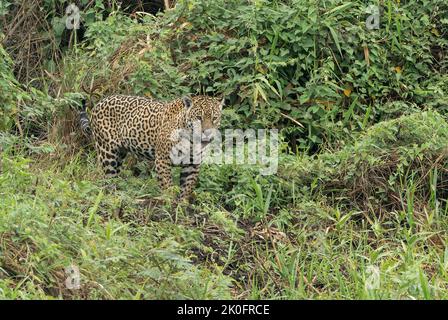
[2,111,448,300]
[1,0,447,300]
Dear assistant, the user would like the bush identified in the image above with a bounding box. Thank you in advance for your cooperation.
[0,41,25,132]
[49,0,447,151]
[280,111,448,214]
[147,0,447,147]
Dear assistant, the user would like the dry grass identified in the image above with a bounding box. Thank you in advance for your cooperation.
[1,0,61,84]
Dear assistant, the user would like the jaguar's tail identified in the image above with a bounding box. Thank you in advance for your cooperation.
[79,99,92,136]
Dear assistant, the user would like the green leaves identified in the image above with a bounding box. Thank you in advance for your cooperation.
[147,0,445,150]
[325,23,342,57]
[0,42,24,132]
[324,2,355,16]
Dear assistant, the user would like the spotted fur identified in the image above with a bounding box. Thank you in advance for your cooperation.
[80,94,223,202]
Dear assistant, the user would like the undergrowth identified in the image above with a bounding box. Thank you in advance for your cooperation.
[1,0,448,300]
[2,111,448,299]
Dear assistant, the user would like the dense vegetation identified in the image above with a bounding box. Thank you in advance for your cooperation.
[1,0,448,299]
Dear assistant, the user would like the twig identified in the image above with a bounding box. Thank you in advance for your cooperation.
[280,112,305,128]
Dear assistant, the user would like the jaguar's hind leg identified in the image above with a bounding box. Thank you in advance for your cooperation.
[96,143,127,178]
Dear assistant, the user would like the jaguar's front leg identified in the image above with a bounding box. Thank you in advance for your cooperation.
[177,164,200,203]
[155,156,173,191]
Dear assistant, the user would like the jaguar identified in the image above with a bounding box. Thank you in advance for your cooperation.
[80,94,224,202]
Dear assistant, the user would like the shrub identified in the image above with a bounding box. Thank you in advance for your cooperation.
[280,111,448,215]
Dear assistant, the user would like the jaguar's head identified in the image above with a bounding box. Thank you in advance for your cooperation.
[183,95,224,143]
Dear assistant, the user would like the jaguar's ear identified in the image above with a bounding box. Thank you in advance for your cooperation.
[182,96,192,109]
